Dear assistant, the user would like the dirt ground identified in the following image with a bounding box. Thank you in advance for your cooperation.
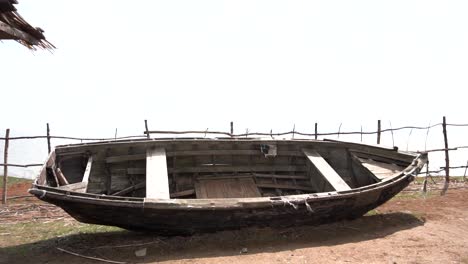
[1,182,468,264]
[5,181,34,197]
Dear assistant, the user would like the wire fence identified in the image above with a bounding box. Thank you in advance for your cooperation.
[143,123,462,138]
[2,119,468,169]
[1,117,468,204]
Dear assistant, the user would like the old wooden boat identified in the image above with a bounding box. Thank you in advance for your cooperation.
[29,138,427,235]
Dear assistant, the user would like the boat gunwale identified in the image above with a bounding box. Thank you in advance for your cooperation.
[53,138,407,154]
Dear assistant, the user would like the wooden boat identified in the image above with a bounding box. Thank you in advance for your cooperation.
[29,138,427,235]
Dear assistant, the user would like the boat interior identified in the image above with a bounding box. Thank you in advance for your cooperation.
[38,140,416,199]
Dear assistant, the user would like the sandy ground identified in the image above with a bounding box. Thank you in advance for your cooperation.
[1,182,468,264]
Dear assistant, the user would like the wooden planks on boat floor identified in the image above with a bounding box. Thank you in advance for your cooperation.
[195,177,261,199]
[256,183,315,192]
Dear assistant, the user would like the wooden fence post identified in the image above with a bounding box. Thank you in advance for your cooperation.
[337,123,342,139]
[422,160,429,193]
[377,120,381,144]
[442,116,450,178]
[442,116,450,195]
[389,121,395,148]
[314,123,318,140]
[463,160,468,182]
[46,123,51,154]
[360,125,363,142]
[144,120,150,139]
[2,129,10,205]
[230,121,234,137]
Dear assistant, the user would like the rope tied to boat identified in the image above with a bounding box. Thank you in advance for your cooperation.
[282,198,299,210]
[38,189,46,199]
[304,200,314,213]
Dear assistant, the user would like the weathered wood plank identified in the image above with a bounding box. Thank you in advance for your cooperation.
[112,181,145,196]
[252,173,309,180]
[303,149,351,192]
[146,147,170,199]
[173,165,306,174]
[106,154,145,163]
[256,183,315,192]
[349,153,380,187]
[110,171,131,191]
[358,158,403,180]
[38,151,56,186]
[106,150,304,163]
[196,175,254,181]
[82,156,93,183]
[55,168,69,186]
[170,189,195,198]
[127,168,146,174]
[55,138,420,162]
[349,149,411,166]
[192,173,309,181]
[195,177,261,198]
[57,182,88,192]
[127,165,307,175]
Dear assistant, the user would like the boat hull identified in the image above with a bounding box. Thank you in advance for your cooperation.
[30,173,414,235]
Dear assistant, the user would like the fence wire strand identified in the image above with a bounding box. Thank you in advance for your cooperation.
[2,121,468,172]
[2,122,468,141]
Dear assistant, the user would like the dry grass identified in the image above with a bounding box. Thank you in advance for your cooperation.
[0,176,32,189]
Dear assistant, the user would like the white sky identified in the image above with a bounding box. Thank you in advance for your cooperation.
[1,0,468,177]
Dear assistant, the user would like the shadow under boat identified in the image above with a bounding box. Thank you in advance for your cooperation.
[0,212,425,264]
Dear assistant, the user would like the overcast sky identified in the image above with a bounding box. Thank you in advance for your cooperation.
[1,0,468,177]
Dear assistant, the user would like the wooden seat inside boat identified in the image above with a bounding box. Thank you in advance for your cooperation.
[48,140,413,199]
